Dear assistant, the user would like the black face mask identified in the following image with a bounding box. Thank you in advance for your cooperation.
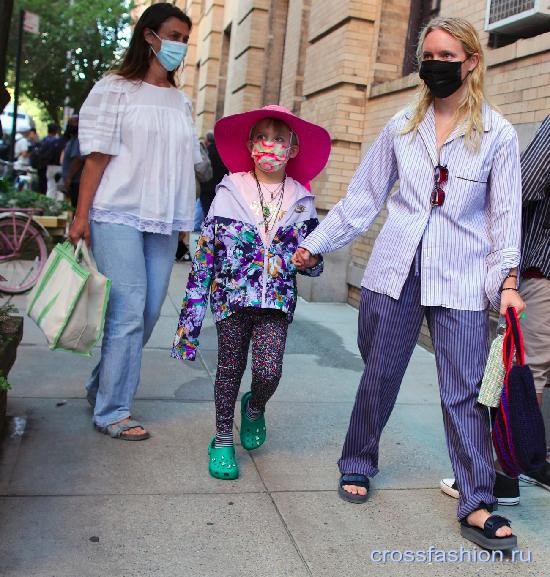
[419,59,466,99]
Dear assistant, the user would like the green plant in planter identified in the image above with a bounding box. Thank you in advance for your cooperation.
[0,296,23,371]
[0,178,10,194]
[0,293,22,433]
[0,185,71,217]
[0,298,21,430]
[0,374,10,391]
[0,300,18,347]
[0,300,17,319]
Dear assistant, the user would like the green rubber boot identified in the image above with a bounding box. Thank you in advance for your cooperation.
[208,437,239,480]
[240,391,266,451]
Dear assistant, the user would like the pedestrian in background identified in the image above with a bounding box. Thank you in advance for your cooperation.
[294,17,524,551]
[33,122,63,196]
[518,114,550,412]
[69,2,199,441]
[62,116,84,207]
[13,126,38,190]
[46,123,65,199]
[440,114,550,507]
[200,130,228,217]
[13,126,33,171]
[176,137,212,259]
[517,114,550,491]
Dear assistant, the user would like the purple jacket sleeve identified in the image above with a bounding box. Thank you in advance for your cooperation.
[171,218,215,361]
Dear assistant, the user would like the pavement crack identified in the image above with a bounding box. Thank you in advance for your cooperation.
[244,447,314,576]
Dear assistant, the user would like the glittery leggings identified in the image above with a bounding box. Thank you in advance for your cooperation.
[214,308,289,435]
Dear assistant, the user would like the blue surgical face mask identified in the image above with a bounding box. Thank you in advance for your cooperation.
[151,31,187,71]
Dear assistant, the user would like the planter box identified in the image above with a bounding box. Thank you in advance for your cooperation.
[0,390,6,432]
[33,215,65,228]
[0,315,24,433]
[33,211,71,237]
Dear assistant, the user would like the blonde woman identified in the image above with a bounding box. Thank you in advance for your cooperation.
[293,17,524,550]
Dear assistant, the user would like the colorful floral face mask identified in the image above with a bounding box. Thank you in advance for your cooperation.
[251,140,290,173]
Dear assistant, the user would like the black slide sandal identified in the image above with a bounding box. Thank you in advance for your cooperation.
[338,474,370,504]
[460,514,517,551]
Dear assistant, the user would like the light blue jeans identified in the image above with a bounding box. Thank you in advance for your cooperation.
[194,197,204,232]
[86,221,179,427]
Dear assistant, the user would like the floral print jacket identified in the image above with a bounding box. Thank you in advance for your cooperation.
[171,173,323,361]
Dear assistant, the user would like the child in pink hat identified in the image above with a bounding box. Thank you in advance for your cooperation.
[172,105,331,480]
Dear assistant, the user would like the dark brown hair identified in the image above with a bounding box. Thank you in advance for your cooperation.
[115,3,192,86]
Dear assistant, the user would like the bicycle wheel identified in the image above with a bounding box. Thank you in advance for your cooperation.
[0,216,48,293]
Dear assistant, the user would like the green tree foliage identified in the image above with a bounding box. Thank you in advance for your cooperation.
[7,0,128,123]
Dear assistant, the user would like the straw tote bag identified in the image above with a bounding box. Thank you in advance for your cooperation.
[478,318,506,408]
[27,240,111,355]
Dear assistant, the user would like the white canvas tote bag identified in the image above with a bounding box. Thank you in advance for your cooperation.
[27,240,111,355]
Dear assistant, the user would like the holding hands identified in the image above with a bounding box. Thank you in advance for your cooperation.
[292,247,320,270]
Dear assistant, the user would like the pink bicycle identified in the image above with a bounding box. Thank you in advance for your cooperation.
[0,208,49,293]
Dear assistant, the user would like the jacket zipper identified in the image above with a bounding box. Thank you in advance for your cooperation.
[227,179,315,307]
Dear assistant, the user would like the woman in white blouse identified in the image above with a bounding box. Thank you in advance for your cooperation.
[69,3,200,441]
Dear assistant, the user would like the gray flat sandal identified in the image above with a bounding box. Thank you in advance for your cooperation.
[95,419,150,441]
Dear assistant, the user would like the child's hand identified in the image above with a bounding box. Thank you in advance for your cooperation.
[292,247,319,270]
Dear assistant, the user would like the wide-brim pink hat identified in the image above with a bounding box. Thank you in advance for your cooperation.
[214,105,331,185]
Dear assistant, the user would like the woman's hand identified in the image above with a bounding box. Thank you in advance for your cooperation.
[500,288,526,316]
[68,214,90,246]
[499,268,525,316]
[292,247,320,270]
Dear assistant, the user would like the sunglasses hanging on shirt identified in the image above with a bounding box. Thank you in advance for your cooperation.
[431,164,448,207]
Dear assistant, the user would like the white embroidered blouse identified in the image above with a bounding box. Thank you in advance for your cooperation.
[79,75,202,234]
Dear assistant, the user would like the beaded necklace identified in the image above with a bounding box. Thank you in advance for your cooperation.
[253,171,286,234]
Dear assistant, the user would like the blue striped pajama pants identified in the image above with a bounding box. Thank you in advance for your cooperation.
[339,266,497,519]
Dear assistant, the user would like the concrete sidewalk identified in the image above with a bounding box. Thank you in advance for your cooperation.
[0,262,548,577]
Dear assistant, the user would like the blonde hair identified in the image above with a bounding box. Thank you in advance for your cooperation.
[404,17,486,148]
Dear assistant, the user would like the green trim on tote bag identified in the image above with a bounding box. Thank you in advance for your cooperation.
[28,242,89,317]
[27,241,90,348]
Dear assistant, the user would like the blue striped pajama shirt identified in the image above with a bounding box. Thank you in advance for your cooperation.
[302,103,522,310]
[302,103,522,520]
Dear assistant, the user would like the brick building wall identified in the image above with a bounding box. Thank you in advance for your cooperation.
[136,0,550,347]
[279,0,310,112]
[372,0,411,84]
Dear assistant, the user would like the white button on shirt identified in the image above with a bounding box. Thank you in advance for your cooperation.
[301,103,522,311]
[79,75,202,234]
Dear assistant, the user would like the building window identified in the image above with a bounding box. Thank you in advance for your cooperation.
[486,0,550,48]
[402,0,441,76]
[488,0,535,23]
